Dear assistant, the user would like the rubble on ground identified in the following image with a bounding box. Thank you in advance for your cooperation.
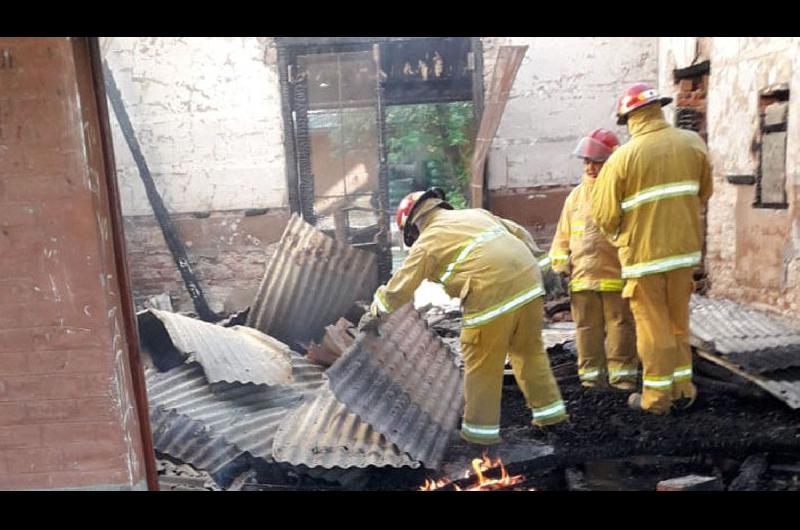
[138,220,800,490]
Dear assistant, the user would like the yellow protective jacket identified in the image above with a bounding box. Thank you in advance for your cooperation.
[549,175,624,292]
[372,208,548,329]
[590,105,713,279]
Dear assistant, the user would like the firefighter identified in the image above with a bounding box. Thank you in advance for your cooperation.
[590,83,713,415]
[549,129,638,391]
[360,188,568,445]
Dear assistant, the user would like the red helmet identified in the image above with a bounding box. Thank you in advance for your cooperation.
[396,187,452,247]
[616,82,673,125]
[574,128,620,162]
[396,191,425,232]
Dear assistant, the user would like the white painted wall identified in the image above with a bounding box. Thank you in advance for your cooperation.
[483,37,659,190]
[104,37,288,215]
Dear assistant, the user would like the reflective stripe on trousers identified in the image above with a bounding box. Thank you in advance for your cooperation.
[673,364,692,382]
[609,367,639,378]
[532,399,566,421]
[461,422,500,440]
[462,284,545,328]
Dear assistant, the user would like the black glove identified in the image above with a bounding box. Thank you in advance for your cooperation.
[357,311,381,334]
[542,268,568,299]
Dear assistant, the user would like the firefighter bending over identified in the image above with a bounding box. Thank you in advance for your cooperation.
[360,188,568,445]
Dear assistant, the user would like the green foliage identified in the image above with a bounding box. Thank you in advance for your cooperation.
[386,102,475,208]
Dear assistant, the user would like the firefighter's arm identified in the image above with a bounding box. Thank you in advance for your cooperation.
[370,244,430,316]
[590,157,624,241]
[549,199,572,275]
[492,215,552,272]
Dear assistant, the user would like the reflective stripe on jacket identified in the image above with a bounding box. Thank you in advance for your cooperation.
[371,208,544,328]
[549,176,624,292]
[590,105,713,279]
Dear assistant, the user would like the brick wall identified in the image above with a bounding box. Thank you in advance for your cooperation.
[124,209,290,314]
[658,37,800,316]
[0,38,149,490]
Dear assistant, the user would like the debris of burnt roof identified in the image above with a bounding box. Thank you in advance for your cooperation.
[139,308,294,386]
[690,294,800,409]
[327,303,463,469]
[246,214,379,349]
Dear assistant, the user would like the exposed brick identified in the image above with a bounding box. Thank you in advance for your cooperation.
[0,425,42,449]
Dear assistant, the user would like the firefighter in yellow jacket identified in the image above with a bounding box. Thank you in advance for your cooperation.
[590,83,713,415]
[550,128,638,391]
[364,188,568,444]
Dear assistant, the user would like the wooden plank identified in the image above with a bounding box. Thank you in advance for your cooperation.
[469,45,527,208]
[696,349,800,409]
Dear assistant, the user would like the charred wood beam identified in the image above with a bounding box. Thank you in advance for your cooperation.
[102,63,220,322]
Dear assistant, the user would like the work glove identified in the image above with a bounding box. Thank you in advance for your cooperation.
[357,311,381,334]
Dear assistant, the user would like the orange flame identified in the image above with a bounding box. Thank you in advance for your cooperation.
[419,452,527,491]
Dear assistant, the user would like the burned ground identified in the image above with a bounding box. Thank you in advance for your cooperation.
[496,344,800,490]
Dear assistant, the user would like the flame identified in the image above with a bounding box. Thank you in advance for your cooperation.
[419,452,527,491]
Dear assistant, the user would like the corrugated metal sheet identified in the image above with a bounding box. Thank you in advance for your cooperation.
[146,362,306,462]
[246,214,379,348]
[273,384,420,469]
[690,295,800,373]
[690,294,800,409]
[327,303,463,470]
[139,309,293,386]
[149,405,250,487]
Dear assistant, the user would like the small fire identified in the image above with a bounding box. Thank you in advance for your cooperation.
[419,453,527,491]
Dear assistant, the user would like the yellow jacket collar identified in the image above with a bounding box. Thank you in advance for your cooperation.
[581,174,597,187]
[415,203,445,232]
[627,104,669,137]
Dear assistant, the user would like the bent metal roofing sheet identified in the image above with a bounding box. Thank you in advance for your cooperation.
[139,309,293,386]
[246,214,378,348]
[326,303,463,469]
[272,383,420,469]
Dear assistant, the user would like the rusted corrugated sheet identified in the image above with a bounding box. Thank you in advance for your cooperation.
[327,303,463,469]
[690,294,800,409]
[146,362,307,462]
[246,214,378,347]
[273,384,420,469]
[139,309,293,386]
[690,295,800,373]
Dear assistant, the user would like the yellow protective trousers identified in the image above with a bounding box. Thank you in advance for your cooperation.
[459,297,567,445]
[622,267,696,414]
[570,291,638,388]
